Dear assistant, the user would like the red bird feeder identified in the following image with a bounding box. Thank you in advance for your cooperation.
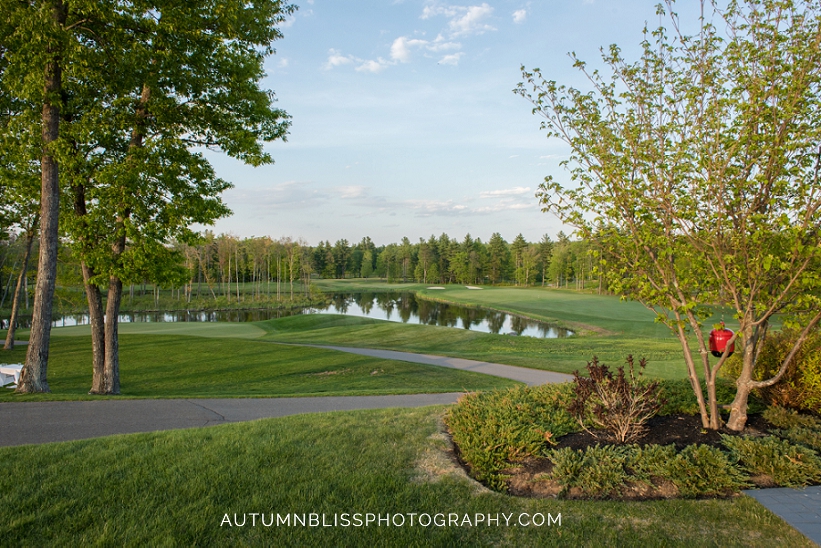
[709,322,735,358]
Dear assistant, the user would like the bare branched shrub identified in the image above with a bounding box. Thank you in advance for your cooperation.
[567,356,663,444]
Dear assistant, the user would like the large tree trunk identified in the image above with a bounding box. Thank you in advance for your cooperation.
[83,262,106,394]
[18,0,65,393]
[72,181,107,393]
[4,227,36,350]
[103,274,123,394]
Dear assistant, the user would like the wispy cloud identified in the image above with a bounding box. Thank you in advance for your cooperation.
[438,52,464,65]
[356,58,392,73]
[390,36,430,63]
[422,2,496,37]
[324,49,356,69]
[512,9,527,24]
[390,35,462,64]
[479,186,531,198]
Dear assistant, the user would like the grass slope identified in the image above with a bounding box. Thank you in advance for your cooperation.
[0,334,517,402]
[258,314,688,380]
[0,406,808,547]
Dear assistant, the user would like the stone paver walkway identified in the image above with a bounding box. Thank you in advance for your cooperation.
[745,486,821,546]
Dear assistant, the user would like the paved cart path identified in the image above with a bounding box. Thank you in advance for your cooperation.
[289,343,573,386]
[0,393,463,447]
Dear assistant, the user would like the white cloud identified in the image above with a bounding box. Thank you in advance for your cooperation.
[512,9,527,24]
[449,3,495,36]
[337,186,368,199]
[479,186,532,198]
[439,52,464,65]
[421,3,496,37]
[390,36,430,63]
[324,49,355,69]
[277,58,289,68]
[356,58,392,73]
[428,35,461,51]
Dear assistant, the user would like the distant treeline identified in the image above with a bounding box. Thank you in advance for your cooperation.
[0,231,600,309]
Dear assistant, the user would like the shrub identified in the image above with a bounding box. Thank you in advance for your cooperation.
[722,328,821,412]
[664,444,749,497]
[763,406,821,430]
[628,444,677,480]
[657,378,753,416]
[548,444,633,499]
[445,383,578,490]
[567,355,663,443]
[722,435,821,487]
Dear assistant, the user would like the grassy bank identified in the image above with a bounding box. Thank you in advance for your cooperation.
[0,406,808,546]
[258,315,688,380]
[0,332,517,402]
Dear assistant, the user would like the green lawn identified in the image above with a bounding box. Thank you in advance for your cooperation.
[257,314,688,380]
[308,280,750,380]
[0,333,518,401]
[0,406,808,547]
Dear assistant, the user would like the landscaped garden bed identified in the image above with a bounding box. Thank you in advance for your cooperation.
[445,376,821,500]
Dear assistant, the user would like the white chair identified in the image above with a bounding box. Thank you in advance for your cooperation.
[0,364,23,387]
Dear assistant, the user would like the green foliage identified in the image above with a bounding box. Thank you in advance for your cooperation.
[657,378,758,416]
[724,329,821,412]
[663,445,749,498]
[722,435,821,488]
[628,443,677,480]
[548,444,632,499]
[517,0,821,430]
[763,406,821,430]
[444,383,577,490]
[567,355,662,443]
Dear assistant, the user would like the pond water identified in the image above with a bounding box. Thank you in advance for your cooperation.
[17,292,573,339]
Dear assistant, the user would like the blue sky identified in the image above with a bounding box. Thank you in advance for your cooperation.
[205,0,664,245]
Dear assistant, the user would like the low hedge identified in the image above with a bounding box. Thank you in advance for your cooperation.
[446,378,820,498]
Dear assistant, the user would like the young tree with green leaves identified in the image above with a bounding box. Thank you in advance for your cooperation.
[517,0,821,430]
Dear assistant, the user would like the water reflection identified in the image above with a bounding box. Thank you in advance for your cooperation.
[317,293,572,339]
[15,292,573,339]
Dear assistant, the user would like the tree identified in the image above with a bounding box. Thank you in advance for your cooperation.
[487,232,509,284]
[71,1,293,394]
[2,0,76,392]
[538,234,553,286]
[517,0,821,430]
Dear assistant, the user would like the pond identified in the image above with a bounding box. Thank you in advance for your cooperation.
[18,292,573,339]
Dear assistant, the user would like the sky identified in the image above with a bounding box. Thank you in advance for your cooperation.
[203,0,672,246]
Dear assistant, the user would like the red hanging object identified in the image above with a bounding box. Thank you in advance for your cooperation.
[709,322,735,358]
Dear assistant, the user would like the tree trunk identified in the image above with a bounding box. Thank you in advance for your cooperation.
[83,262,106,394]
[103,275,123,394]
[18,0,65,393]
[4,227,36,350]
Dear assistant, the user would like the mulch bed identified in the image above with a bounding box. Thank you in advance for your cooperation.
[499,413,779,500]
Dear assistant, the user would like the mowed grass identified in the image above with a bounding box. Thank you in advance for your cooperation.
[310,280,747,380]
[258,314,689,380]
[0,406,808,547]
[0,333,518,401]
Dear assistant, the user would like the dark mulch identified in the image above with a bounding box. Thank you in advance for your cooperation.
[554,413,773,452]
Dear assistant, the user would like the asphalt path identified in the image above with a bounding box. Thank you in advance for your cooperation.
[0,393,462,447]
[0,343,571,447]
[290,343,573,386]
